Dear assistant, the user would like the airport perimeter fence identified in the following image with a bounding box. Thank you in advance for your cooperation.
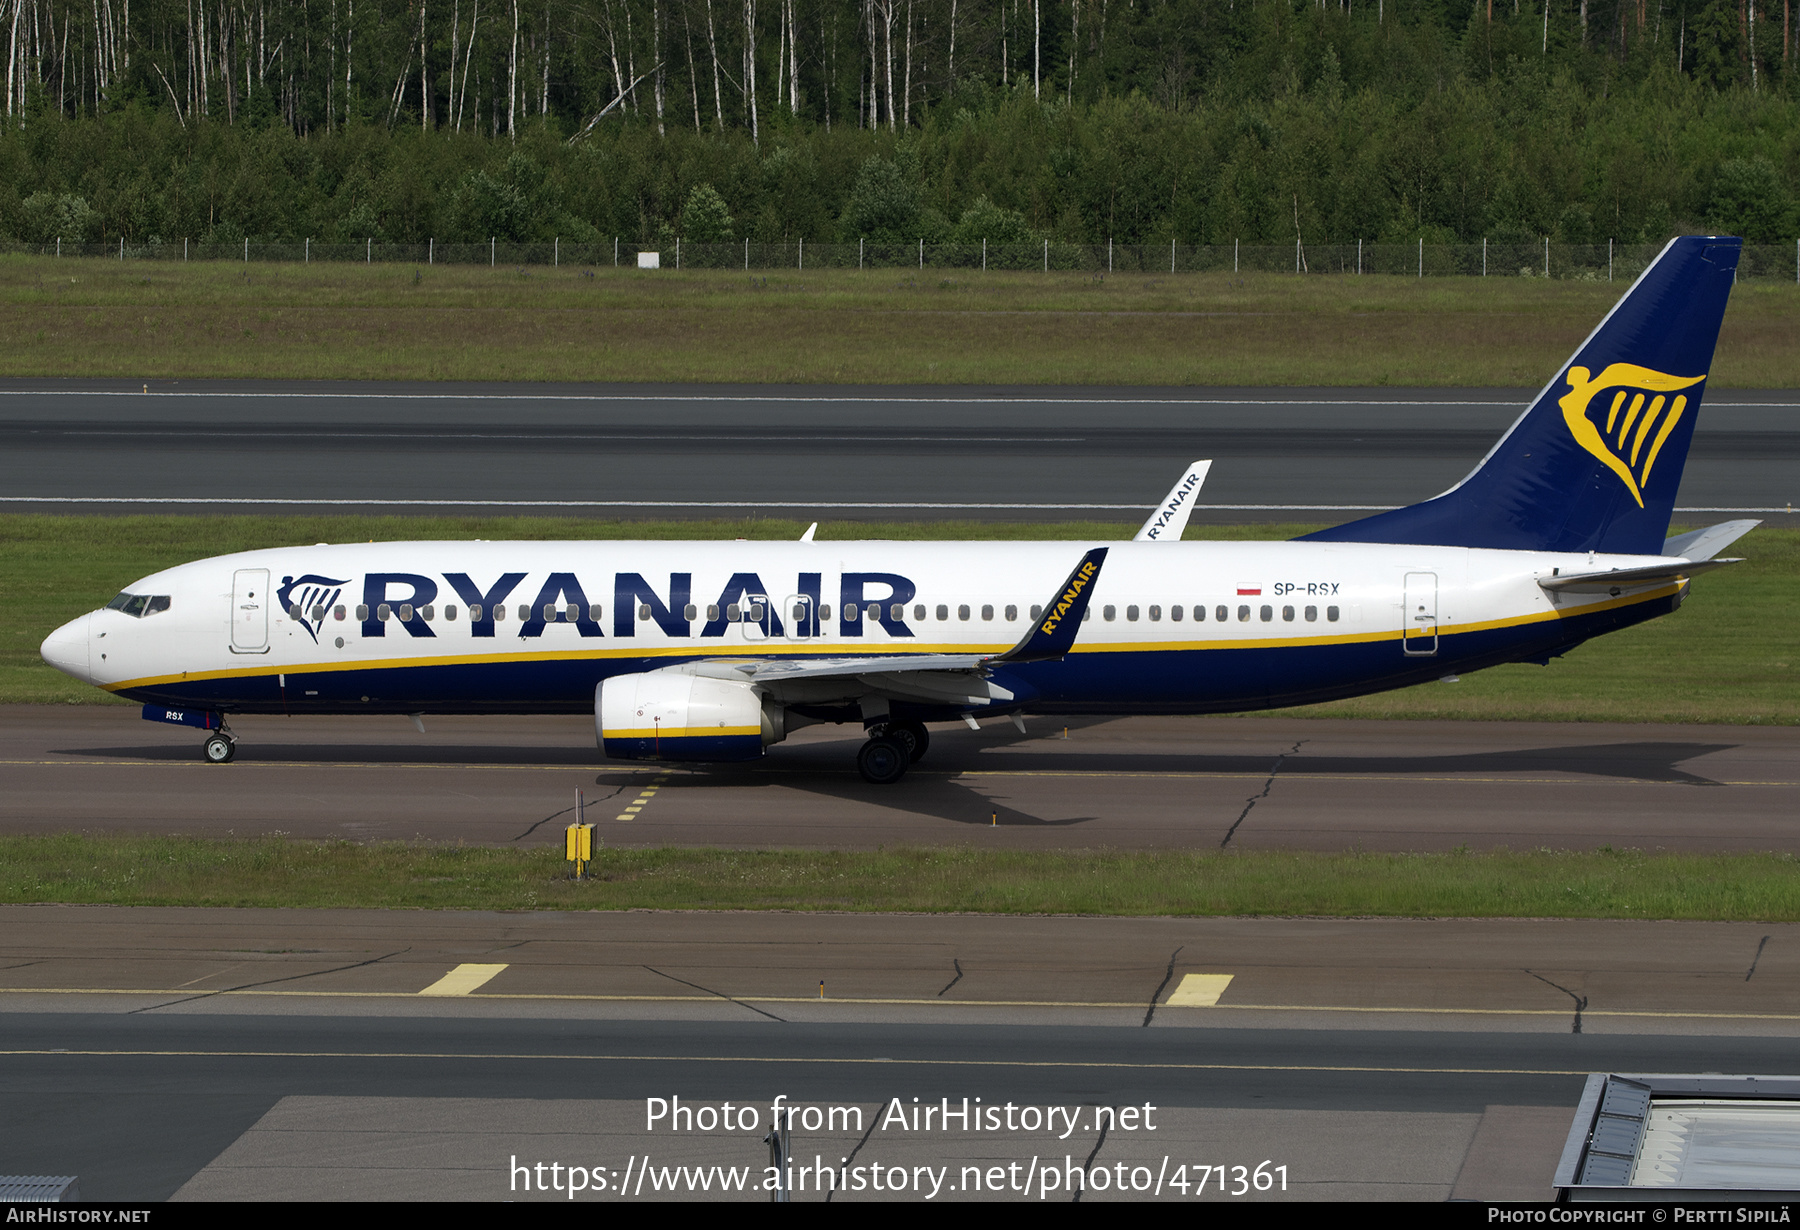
[8,237,1800,280]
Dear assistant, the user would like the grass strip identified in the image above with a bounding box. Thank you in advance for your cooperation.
[3,836,1797,921]
[5,257,1799,385]
[2,515,1794,722]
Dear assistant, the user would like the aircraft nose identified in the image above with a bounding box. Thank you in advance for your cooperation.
[40,613,93,683]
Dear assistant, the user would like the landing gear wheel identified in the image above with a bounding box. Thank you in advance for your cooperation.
[857,736,910,785]
[887,720,930,763]
[203,733,236,764]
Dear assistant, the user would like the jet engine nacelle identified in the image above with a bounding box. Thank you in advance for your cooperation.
[597,670,782,762]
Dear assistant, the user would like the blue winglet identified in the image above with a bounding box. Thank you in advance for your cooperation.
[1301,236,1742,555]
[991,548,1108,663]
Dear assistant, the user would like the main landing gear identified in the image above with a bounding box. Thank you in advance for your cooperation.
[202,722,238,764]
[857,720,930,784]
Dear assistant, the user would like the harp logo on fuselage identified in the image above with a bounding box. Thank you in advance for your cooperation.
[1557,363,1707,508]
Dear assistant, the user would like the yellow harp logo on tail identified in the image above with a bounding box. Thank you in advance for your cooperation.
[1558,364,1707,508]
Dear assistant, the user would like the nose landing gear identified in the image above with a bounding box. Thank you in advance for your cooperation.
[202,722,238,764]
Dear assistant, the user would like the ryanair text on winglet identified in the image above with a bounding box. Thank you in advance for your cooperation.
[1039,560,1099,636]
[1141,471,1204,540]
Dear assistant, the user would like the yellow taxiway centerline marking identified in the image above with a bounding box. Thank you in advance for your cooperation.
[3,985,1800,1021]
[417,963,509,996]
[1166,973,1234,1006]
[2,761,1790,787]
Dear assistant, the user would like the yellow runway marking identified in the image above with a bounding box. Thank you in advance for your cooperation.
[417,963,508,996]
[618,775,670,822]
[4,985,1800,1022]
[1166,974,1235,1006]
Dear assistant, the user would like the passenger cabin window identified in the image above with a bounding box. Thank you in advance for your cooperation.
[890,604,904,622]
[1126,605,1140,621]
[684,604,699,621]
[470,604,484,621]
[727,606,743,622]
[913,604,926,621]
[1327,606,1341,622]
[1171,605,1183,621]
[981,605,994,621]
[1103,605,1116,621]
[356,604,370,621]
[444,606,458,621]
[377,604,393,621]
[958,605,970,621]
[1260,605,1273,622]
[1305,606,1317,622]
[1215,606,1228,622]
[1030,605,1042,620]
[936,605,949,621]
[1005,605,1017,621]
[1236,606,1249,622]
[1282,605,1295,622]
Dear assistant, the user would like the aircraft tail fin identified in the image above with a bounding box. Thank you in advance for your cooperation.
[1299,236,1741,555]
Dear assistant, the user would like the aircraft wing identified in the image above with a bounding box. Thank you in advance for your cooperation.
[1538,558,1742,593]
[720,547,1111,706]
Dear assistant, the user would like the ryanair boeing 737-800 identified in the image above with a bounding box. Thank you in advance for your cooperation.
[40,236,1757,783]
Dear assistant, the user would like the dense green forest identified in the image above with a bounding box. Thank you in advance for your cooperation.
[1,0,1797,245]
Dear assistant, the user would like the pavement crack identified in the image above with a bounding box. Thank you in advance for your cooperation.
[128,948,412,1014]
[1219,740,1305,849]
[936,959,964,998]
[823,1102,885,1203]
[1142,946,1184,1027]
[1746,935,1772,981]
[642,965,787,1023]
[1525,970,1589,1034]
[513,786,629,841]
[1072,1109,1112,1203]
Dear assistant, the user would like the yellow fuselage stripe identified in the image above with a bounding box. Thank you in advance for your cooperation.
[103,585,1679,694]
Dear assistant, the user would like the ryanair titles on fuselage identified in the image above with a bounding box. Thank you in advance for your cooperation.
[300,567,922,641]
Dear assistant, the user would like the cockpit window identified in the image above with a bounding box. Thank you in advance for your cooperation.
[105,592,171,618]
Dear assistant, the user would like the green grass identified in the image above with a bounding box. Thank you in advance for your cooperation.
[2,515,1794,722]
[3,836,1796,920]
[5,255,1799,385]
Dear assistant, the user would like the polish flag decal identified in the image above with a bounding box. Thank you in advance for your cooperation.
[1236,584,1262,596]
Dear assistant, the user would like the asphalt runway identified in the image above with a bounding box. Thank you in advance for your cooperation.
[5,707,1795,851]
[4,907,1798,1200]
[0,380,1793,523]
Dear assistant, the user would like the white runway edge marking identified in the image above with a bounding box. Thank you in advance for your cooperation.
[417,964,509,997]
[2,390,1795,408]
[2,496,1791,514]
[1165,974,1235,1007]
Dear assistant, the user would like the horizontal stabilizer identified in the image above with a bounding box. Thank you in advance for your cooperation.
[1662,519,1760,561]
[1539,558,1742,593]
[1135,461,1212,542]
